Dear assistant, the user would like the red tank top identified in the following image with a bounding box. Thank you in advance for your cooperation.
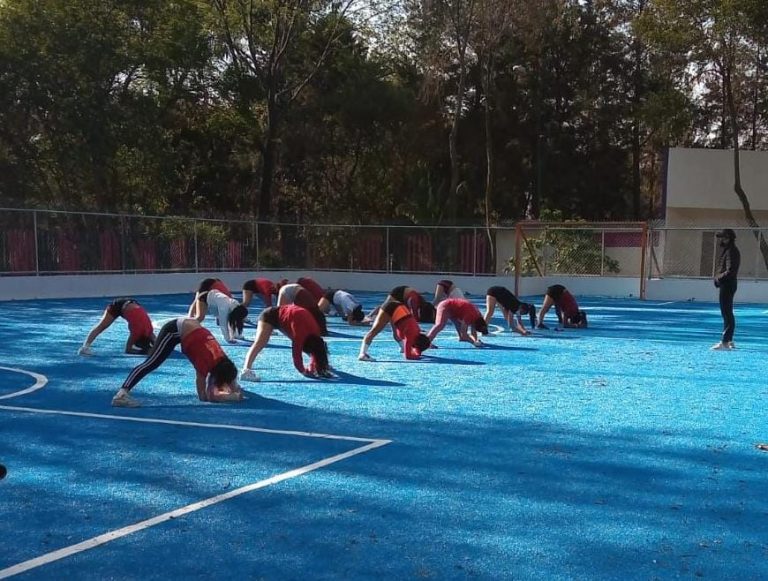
[558,290,579,318]
[211,280,232,297]
[278,305,321,373]
[444,299,481,324]
[124,306,153,342]
[297,278,324,302]
[181,327,225,376]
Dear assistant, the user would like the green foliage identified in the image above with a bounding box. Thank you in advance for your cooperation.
[1,0,767,224]
[505,210,621,276]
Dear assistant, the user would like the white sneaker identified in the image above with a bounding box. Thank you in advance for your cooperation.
[112,392,140,408]
[240,369,260,382]
[711,342,731,351]
[78,346,94,356]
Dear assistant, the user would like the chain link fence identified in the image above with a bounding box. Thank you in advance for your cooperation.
[0,209,506,276]
[513,222,647,277]
[10,209,765,283]
[648,227,768,279]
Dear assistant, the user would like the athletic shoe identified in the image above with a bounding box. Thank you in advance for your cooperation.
[240,369,260,382]
[711,342,731,351]
[112,392,140,408]
[727,341,736,349]
[77,346,94,356]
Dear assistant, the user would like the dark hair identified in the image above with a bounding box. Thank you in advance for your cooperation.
[311,308,328,336]
[210,356,237,387]
[351,305,365,322]
[413,333,431,354]
[418,302,436,323]
[475,317,489,335]
[303,335,329,373]
[574,310,588,327]
[135,336,153,354]
[228,304,248,336]
[525,304,537,328]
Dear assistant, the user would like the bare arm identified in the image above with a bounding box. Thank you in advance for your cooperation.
[84,310,116,347]
[195,373,207,401]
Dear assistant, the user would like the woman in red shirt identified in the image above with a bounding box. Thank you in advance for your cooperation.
[536,284,588,329]
[112,318,242,408]
[426,298,488,346]
[358,299,431,361]
[78,298,155,356]
[240,305,331,381]
[241,278,280,308]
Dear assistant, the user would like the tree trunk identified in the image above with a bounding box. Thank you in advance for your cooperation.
[723,61,768,269]
[448,52,466,225]
[258,86,281,220]
[482,56,496,270]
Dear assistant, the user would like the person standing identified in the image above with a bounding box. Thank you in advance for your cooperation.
[712,228,740,350]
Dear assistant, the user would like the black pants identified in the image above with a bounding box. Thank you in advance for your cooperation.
[121,319,182,392]
[719,283,737,343]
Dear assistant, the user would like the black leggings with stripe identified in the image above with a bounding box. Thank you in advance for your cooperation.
[121,320,182,392]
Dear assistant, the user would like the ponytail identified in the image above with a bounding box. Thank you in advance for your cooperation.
[528,304,537,328]
[228,304,248,337]
[303,335,329,373]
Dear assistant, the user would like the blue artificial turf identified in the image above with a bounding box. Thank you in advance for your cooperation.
[0,291,767,580]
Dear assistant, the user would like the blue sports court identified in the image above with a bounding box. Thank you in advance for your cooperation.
[1,292,766,579]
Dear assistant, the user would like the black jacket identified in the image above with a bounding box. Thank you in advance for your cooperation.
[715,243,740,286]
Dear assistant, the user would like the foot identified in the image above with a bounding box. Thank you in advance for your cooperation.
[112,391,140,408]
[711,342,732,351]
[726,341,735,349]
[358,353,374,362]
[240,369,260,382]
[536,322,549,330]
[78,346,94,356]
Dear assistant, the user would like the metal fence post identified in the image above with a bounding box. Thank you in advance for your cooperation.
[600,230,605,276]
[194,220,199,273]
[386,226,391,273]
[33,210,40,276]
[120,216,127,273]
[254,220,259,270]
[472,227,478,276]
[754,229,760,281]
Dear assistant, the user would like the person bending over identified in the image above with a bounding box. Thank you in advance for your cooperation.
[240,305,332,381]
[484,286,535,335]
[432,279,465,305]
[241,278,280,309]
[112,318,242,408]
[388,285,436,323]
[278,283,328,335]
[79,298,155,356]
[318,289,368,326]
[427,298,488,347]
[187,277,232,316]
[536,284,587,329]
[296,277,325,302]
[359,299,431,361]
[190,288,248,343]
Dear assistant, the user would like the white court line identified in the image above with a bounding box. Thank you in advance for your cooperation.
[0,405,391,578]
[0,367,48,400]
[0,405,382,443]
[0,440,389,579]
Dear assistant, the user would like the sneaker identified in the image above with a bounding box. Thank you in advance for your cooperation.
[77,346,94,356]
[240,369,260,382]
[112,392,140,408]
[711,342,731,351]
[727,341,736,349]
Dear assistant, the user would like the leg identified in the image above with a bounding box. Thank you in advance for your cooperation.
[537,295,555,327]
[243,321,273,371]
[242,289,253,308]
[119,321,181,393]
[720,284,736,343]
[484,295,497,325]
[81,309,116,353]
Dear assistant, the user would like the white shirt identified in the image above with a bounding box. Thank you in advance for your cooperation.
[332,290,360,317]
[206,289,239,342]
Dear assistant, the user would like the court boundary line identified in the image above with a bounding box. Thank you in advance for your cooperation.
[0,405,391,578]
[0,367,48,400]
